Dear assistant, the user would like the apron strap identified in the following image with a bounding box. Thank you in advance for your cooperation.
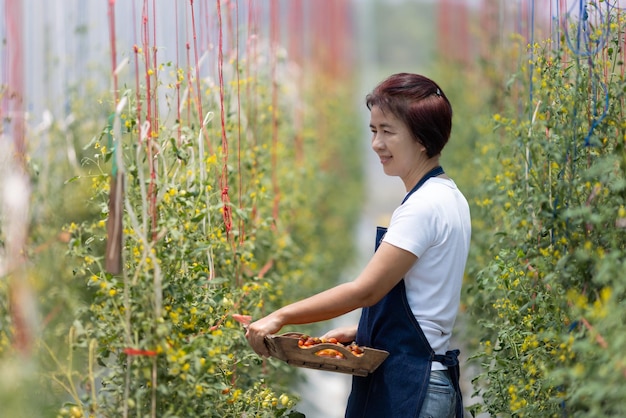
[434,349,464,418]
[401,166,444,204]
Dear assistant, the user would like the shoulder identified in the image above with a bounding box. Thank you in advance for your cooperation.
[413,178,469,211]
[401,178,463,211]
[391,178,470,234]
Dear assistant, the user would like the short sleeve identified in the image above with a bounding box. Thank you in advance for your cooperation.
[382,197,437,258]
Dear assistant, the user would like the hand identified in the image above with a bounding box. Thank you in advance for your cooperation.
[320,324,358,344]
[245,313,283,357]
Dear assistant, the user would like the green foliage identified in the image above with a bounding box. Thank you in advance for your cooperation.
[465,8,626,418]
[0,47,362,417]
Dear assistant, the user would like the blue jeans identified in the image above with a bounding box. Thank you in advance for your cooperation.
[418,370,457,418]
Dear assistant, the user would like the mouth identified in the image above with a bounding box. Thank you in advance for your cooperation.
[379,155,392,164]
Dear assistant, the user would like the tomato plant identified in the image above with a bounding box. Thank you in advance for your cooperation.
[459,5,626,417]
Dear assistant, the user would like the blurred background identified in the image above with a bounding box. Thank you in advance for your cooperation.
[3,1,626,417]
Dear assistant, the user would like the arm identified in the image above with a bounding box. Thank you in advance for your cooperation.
[245,242,417,356]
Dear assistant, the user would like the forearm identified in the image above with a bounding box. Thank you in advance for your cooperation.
[245,282,365,357]
[245,244,413,356]
[273,281,365,327]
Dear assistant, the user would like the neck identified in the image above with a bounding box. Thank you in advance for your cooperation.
[403,159,441,192]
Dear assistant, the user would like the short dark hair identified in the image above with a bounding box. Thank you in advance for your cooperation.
[366,73,453,158]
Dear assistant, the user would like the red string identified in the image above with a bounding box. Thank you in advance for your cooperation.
[4,0,31,351]
[141,0,158,241]
[185,9,192,130]
[221,187,232,232]
[175,3,182,145]
[247,0,259,149]
[133,44,142,129]
[131,1,142,133]
[217,0,232,235]
[234,0,245,245]
[289,0,304,162]
[124,347,157,357]
[141,1,152,143]
[246,0,259,222]
[5,0,26,163]
[270,0,280,224]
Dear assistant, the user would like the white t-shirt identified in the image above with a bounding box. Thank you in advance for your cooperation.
[382,177,471,359]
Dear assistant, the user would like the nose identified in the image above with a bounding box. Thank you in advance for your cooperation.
[371,133,384,152]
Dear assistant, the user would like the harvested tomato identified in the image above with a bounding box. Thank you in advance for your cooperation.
[303,337,321,347]
[348,342,364,356]
[315,348,345,359]
[297,334,365,357]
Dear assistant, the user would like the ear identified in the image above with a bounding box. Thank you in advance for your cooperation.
[416,139,427,153]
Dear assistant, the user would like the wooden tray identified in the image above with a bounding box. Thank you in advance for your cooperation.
[264,332,389,377]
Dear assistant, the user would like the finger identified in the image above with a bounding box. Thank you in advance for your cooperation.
[321,331,340,341]
[232,313,252,326]
[245,329,269,357]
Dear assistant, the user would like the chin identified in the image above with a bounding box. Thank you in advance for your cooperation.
[382,168,396,177]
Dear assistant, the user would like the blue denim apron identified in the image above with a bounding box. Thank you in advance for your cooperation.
[345,167,464,418]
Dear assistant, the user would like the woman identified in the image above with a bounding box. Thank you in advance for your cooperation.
[245,73,471,418]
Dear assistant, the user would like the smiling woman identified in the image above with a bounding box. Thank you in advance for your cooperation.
[369,106,427,180]
[366,74,452,158]
[245,73,470,418]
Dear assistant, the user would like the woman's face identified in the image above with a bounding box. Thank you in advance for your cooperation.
[369,105,427,185]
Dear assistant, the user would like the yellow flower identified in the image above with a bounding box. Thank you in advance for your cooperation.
[566,288,587,310]
[573,363,585,377]
[206,154,218,166]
